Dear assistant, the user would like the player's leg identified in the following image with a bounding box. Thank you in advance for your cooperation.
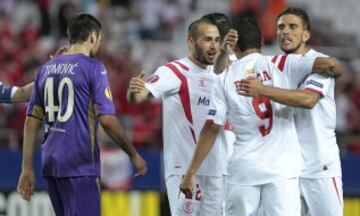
[225,182,261,216]
[300,193,311,216]
[198,175,225,216]
[45,177,64,216]
[56,176,101,216]
[300,177,343,216]
[261,177,301,216]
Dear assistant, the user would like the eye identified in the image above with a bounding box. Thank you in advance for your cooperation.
[278,24,285,30]
[290,24,297,29]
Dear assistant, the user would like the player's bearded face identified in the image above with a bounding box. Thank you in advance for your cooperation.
[277,14,309,54]
[193,25,220,65]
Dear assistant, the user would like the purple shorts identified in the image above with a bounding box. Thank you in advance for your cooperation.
[45,176,100,216]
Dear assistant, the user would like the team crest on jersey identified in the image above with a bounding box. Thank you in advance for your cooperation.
[146,75,159,83]
[104,87,113,101]
[183,201,194,214]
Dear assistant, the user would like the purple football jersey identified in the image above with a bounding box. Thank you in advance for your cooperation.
[27,54,115,177]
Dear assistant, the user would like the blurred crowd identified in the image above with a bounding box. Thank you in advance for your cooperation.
[0,0,359,158]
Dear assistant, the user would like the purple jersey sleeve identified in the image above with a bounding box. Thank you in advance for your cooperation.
[27,67,45,119]
[91,62,115,116]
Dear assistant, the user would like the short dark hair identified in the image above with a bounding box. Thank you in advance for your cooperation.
[277,7,311,31]
[233,18,261,51]
[67,13,102,44]
[201,13,231,41]
[188,18,215,40]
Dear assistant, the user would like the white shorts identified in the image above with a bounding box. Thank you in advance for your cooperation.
[300,177,343,216]
[226,177,300,216]
[165,174,225,216]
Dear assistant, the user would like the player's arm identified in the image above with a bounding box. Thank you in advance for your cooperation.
[127,72,153,104]
[17,116,41,201]
[239,77,320,109]
[99,114,147,177]
[180,120,221,197]
[214,29,238,74]
[12,82,34,103]
[312,57,343,78]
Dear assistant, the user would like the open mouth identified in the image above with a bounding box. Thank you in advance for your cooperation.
[282,37,293,45]
[207,51,217,59]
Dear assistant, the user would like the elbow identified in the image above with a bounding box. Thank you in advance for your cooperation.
[99,115,114,129]
[301,96,318,109]
[329,57,343,78]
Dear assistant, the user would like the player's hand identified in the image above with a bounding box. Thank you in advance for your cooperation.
[180,173,195,198]
[50,46,69,59]
[128,72,145,93]
[237,76,265,97]
[222,29,238,54]
[17,168,36,201]
[131,153,148,178]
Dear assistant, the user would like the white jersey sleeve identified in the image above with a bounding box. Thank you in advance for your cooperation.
[302,73,333,96]
[144,65,181,98]
[207,75,228,125]
[271,54,315,88]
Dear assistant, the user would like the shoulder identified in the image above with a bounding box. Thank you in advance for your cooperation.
[266,54,290,72]
[306,49,328,58]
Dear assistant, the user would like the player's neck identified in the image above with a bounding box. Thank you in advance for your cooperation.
[64,44,91,56]
[188,56,208,69]
[290,46,310,56]
[238,48,260,58]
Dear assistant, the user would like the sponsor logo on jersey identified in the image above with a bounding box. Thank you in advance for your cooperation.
[197,96,209,106]
[198,79,205,87]
[146,75,159,83]
[105,87,113,101]
[208,109,216,116]
[306,80,324,88]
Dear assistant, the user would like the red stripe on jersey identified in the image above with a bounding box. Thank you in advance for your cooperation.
[271,55,278,63]
[224,120,233,131]
[277,55,288,72]
[165,63,196,144]
[174,61,189,71]
[304,87,324,96]
[332,177,342,205]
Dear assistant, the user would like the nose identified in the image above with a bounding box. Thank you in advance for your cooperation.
[210,40,219,49]
[282,26,290,35]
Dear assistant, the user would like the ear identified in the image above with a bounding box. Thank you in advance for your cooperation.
[89,32,97,44]
[187,36,195,49]
[302,30,310,43]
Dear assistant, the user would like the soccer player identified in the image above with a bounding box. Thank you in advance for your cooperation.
[201,13,238,74]
[0,81,33,103]
[17,14,147,215]
[127,18,228,215]
[239,7,343,216]
[180,18,343,216]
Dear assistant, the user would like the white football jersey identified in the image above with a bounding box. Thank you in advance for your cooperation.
[295,49,342,178]
[207,53,316,185]
[145,57,229,178]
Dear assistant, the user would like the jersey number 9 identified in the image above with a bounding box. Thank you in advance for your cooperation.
[252,96,273,136]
